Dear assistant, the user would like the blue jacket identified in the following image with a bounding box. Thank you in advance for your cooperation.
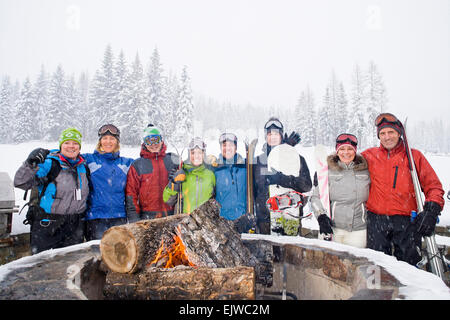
[213,154,247,220]
[14,150,90,215]
[83,151,134,220]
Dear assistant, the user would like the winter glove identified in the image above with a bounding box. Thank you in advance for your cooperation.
[168,168,186,184]
[206,154,218,167]
[26,148,50,166]
[233,212,256,234]
[317,214,334,235]
[283,131,301,147]
[414,201,441,237]
[266,169,284,185]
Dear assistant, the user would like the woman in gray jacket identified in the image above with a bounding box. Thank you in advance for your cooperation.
[311,133,370,248]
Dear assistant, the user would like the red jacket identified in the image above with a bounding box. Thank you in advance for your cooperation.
[126,143,179,218]
[361,141,444,217]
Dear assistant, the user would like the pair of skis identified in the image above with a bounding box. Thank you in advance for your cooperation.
[245,139,258,232]
[402,118,448,280]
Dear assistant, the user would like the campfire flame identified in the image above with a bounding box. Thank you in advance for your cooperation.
[148,226,196,268]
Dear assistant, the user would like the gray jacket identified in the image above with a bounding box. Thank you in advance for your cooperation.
[14,152,90,215]
[311,154,370,232]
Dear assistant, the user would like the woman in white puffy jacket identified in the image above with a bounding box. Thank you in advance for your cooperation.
[310,133,370,248]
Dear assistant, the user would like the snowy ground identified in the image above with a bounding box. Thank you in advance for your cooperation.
[2,139,449,235]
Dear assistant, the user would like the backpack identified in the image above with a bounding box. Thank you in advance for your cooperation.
[20,158,91,225]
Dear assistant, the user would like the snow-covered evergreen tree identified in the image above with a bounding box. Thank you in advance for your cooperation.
[99,44,116,123]
[112,50,129,130]
[174,66,195,148]
[44,65,68,141]
[14,78,35,143]
[336,82,348,134]
[160,71,180,148]
[146,48,165,126]
[348,64,368,148]
[295,86,316,146]
[33,65,49,140]
[0,76,14,143]
[365,61,388,147]
[121,53,148,145]
[74,72,90,139]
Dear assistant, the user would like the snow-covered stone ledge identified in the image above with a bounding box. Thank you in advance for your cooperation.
[242,233,450,300]
[0,235,449,300]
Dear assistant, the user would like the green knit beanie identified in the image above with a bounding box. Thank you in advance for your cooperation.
[59,128,82,148]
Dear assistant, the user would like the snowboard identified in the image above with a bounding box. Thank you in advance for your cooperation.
[267,143,301,236]
[314,144,332,241]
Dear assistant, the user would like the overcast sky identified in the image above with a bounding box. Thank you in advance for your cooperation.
[0,0,448,124]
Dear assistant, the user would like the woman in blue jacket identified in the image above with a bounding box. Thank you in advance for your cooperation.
[212,133,250,232]
[83,124,134,240]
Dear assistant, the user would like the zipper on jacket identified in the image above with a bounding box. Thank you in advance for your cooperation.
[393,166,398,189]
[195,175,199,209]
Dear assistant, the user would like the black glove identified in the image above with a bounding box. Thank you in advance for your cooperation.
[284,131,301,147]
[414,201,441,237]
[447,190,450,201]
[233,212,256,234]
[317,214,334,235]
[26,148,50,166]
[266,169,283,185]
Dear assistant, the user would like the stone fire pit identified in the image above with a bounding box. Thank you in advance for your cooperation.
[1,234,449,300]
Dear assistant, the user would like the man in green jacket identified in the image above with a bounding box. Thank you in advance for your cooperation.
[163,137,215,213]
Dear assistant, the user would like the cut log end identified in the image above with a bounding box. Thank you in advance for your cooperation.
[100,227,138,273]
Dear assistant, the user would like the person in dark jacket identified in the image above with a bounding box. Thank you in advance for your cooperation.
[126,124,179,221]
[254,117,312,234]
[83,124,134,240]
[14,128,89,254]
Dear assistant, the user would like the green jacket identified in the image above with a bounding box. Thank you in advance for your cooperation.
[163,162,216,213]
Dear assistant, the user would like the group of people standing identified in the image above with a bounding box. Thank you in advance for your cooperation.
[14,112,446,270]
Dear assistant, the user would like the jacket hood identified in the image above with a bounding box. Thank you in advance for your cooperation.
[327,153,368,172]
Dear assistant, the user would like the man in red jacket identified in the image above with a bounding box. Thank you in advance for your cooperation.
[362,113,445,266]
[126,124,179,222]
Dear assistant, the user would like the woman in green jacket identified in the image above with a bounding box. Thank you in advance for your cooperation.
[163,137,215,213]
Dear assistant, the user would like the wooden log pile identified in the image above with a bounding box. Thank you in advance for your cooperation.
[100,199,269,300]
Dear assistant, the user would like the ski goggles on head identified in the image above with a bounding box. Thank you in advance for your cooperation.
[144,134,162,146]
[219,133,237,144]
[264,119,283,131]
[336,133,358,147]
[188,138,206,151]
[98,124,120,138]
[375,113,401,127]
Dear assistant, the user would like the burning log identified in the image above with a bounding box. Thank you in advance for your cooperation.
[100,199,257,273]
[100,200,267,299]
[103,266,255,300]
